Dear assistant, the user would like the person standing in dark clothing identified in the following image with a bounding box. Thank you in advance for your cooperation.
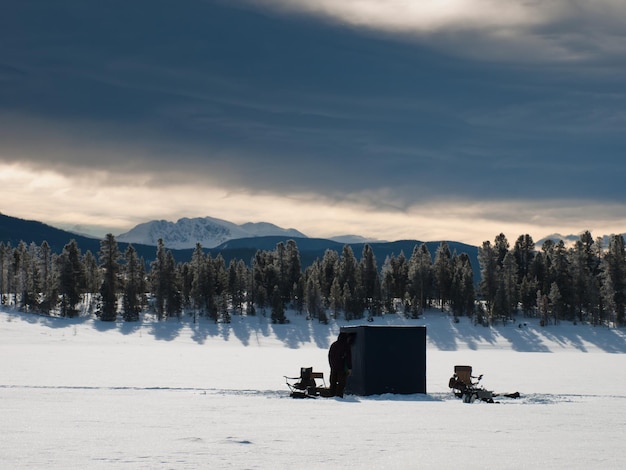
[328,332,352,397]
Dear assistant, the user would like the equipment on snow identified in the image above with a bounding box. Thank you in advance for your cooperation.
[449,365,520,403]
[284,367,333,398]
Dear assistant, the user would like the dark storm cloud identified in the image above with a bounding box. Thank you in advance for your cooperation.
[2,0,626,208]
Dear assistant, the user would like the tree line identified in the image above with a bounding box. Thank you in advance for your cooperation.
[478,231,625,327]
[0,230,624,326]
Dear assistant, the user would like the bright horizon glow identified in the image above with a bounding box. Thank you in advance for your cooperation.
[2,163,623,246]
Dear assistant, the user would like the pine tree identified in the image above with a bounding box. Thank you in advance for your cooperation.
[320,249,339,304]
[359,244,379,315]
[329,275,342,319]
[190,245,218,320]
[5,243,16,306]
[494,233,510,268]
[338,245,358,298]
[122,244,145,322]
[552,240,573,319]
[213,254,229,322]
[275,242,289,302]
[433,241,453,311]
[189,243,205,318]
[537,290,549,325]
[601,234,626,325]
[0,243,5,304]
[337,245,363,319]
[391,252,408,300]
[150,239,169,320]
[450,253,475,317]
[461,253,476,316]
[549,282,563,325]
[98,234,122,321]
[82,250,101,314]
[165,251,182,319]
[13,241,28,309]
[179,263,192,310]
[342,282,353,321]
[380,255,395,313]
[57,239,85,318]
[293,276,305,316]
[227,259,246,315]
[570,231,600,322]
[29,242,43,311]
[513,234,535,283]
[252,251,268,316]
[500,251,519,319]
[512,233,538,316]
[352,267,366,319]
[519,275,536,315]
[246,259,256,317]
[304,263,324,321]
[204,253,218,319]
[408,243,433,315]
[270,285,286,323]
[285,240,302,304]
[38,241,58,314]
[593,236,607,324]
[478,240,498,319]
[17,241,39,311]
[252,250,279,315]
[539,240,556,295]
[493,280,508,323]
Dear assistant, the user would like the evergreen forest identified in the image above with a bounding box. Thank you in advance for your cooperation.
[1,231,625,327]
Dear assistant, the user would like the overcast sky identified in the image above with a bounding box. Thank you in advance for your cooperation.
[2,0,626,245]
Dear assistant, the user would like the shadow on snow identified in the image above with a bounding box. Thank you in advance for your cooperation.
[2,308,626,353]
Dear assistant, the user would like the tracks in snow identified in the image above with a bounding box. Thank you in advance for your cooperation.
[1,384,625,403]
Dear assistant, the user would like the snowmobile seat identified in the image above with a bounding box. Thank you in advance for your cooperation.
[449,365,494,403]
[285,367,327,398]
[449,365,520,403]
[454,365,476,388]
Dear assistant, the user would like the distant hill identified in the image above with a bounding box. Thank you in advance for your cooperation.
[0,213,101,254]
[0,213,172,264]
[328,234,386,244]
[0,213,480,281]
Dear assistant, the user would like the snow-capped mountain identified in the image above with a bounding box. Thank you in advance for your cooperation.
[535,233,580,248]
[535,232,622,248]
[116,216,307,249]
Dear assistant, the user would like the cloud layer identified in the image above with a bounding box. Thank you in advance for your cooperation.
[247,0,626,61]
[1,1,625,244]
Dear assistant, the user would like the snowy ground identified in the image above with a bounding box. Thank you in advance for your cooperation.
[2,308,626,469]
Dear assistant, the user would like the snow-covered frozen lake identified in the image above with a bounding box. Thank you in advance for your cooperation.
[2,308,625,469]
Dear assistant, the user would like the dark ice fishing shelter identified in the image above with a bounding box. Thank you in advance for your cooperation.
[341,325,426,395]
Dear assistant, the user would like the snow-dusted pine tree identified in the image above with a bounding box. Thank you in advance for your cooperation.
[99,234,122,321]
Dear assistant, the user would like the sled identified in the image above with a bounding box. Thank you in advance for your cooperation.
[284,367,331,398]
[448,365,520,403]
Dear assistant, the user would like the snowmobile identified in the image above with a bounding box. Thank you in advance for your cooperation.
[284,367,332,398]
[449,365,520,403]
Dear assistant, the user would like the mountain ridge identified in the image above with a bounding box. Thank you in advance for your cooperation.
[0,212,479,279]
[116,216,308,249]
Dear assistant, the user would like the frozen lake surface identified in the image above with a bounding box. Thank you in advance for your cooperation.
[2,308,625,469]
